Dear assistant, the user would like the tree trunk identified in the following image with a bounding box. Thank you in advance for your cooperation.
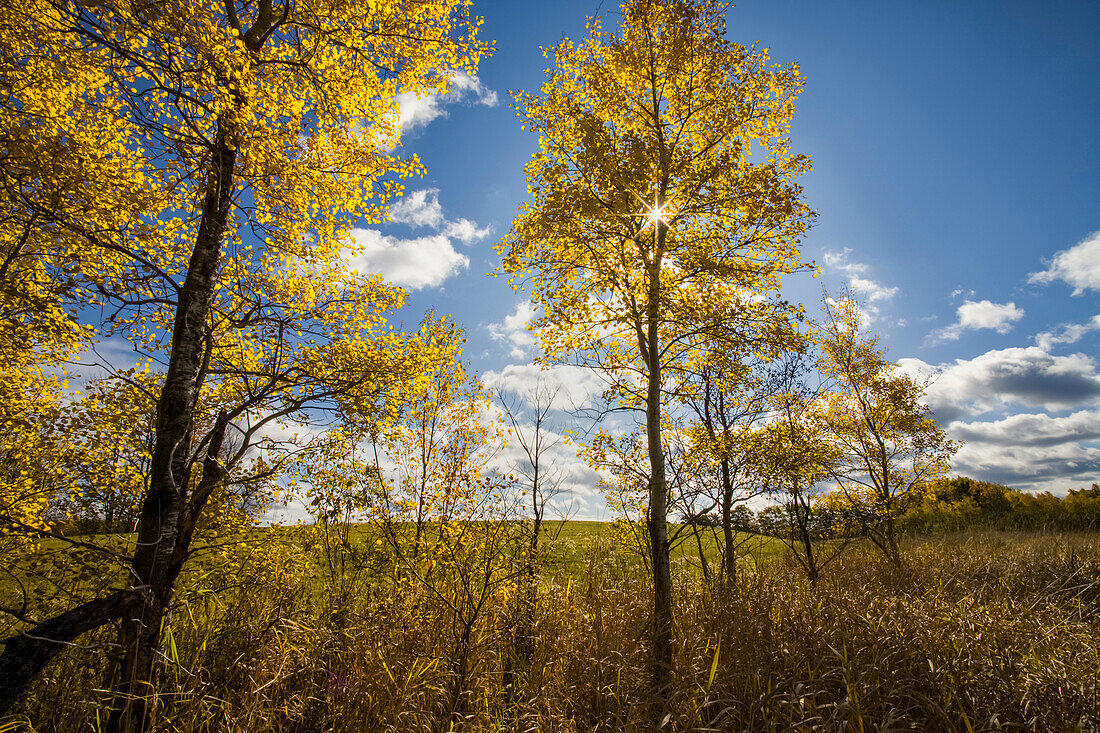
[691,521,711,584]
[720,457,737,585]
[883,512,901,567]
[0,590,145,715]
[795,496,820,584]
[107,121,237,733]
[645,218,673,699]
[0,116,237,723]
[517,478,541,663]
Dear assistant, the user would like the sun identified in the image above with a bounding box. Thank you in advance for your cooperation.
[643,203,669,228]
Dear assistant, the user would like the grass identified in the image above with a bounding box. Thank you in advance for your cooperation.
[528,519,790,581]
[3,527,1099,732]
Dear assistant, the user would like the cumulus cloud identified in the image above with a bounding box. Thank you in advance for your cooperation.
[822,248,898,315]
[387,188,491,243]
[444,218,491,244]
[346,228,469,290]
[1035,314,1100,351]
[388,188,444,228]
[949,409,1100,448]
[1027,230,1100,296]
[931,299,1024,342]
[395,71,498,136]
[900,346,1100,422]
[351,189,489,289]
[487,302,538,359]
[939,408,1100,494]
[483,363,607,410]
[950,438,1100,494]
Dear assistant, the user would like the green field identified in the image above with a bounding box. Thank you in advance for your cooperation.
[5,524,1099,732]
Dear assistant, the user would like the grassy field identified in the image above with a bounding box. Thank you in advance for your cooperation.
[3,525,1099,732]
[533,520,792,580]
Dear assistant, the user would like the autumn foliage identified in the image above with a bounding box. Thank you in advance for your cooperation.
[1,0,1096,731]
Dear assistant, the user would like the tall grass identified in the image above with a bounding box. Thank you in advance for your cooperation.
[4,531,1098,732]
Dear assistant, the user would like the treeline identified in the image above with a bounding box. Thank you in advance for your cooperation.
[901,477,1100,533]
[686,477,1100,537]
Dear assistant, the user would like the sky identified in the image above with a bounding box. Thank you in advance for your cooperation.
[339,0,1100,518]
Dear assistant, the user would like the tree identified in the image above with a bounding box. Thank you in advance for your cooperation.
[497,0,812,693]
[495,378,572,566]
[50,372,158,534]
[816,295,957,566]
[372,351,525,727]
[0,0,487,725]
[683,349,802,585]
[494,376,575,676]
[379,321,495,570]
[750,361,850,584]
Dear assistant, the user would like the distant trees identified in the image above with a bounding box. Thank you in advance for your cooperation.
[692,476,1100,541]
[901,477,1100,533]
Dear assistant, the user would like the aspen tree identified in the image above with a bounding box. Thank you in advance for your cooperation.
[0,0,488,725]
[498,0,812,695]
[816,295,957,566]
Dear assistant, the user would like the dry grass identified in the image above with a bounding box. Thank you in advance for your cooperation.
[6,531,1099,732]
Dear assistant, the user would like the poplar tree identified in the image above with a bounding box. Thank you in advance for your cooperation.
[0,0,487,726]
[816,295,957,566]
[498,0,812,695]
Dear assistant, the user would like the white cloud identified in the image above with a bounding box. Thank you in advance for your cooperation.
[951,439,1100,494]
[488,301,537,359]
[346,228,469,290]
[388,188,444,228]
[822,248,898,322]
[444,218,491,244]
[386,188,491,244]
[446,72,499,107]
[849,276,899,302]
[949,409,1100,447]
[483,363,607,410]
[395,71,498,136]
[1035,314,1100,351]
[1027,230,1100,296]
[951,288,975,300]
[396,94,447,132]
[931,299,1024,342]
[900,346,1100,422]
[359,188,489,289]
[822,248,864,272]
[823,248,898,303]
[956,300,1024,333]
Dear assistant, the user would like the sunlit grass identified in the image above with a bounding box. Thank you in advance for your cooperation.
[5,529,1098,731]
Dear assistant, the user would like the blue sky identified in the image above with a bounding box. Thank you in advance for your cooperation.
[347,0,1100,515]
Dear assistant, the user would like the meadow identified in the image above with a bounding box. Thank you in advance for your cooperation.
[5,525,1098,732]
